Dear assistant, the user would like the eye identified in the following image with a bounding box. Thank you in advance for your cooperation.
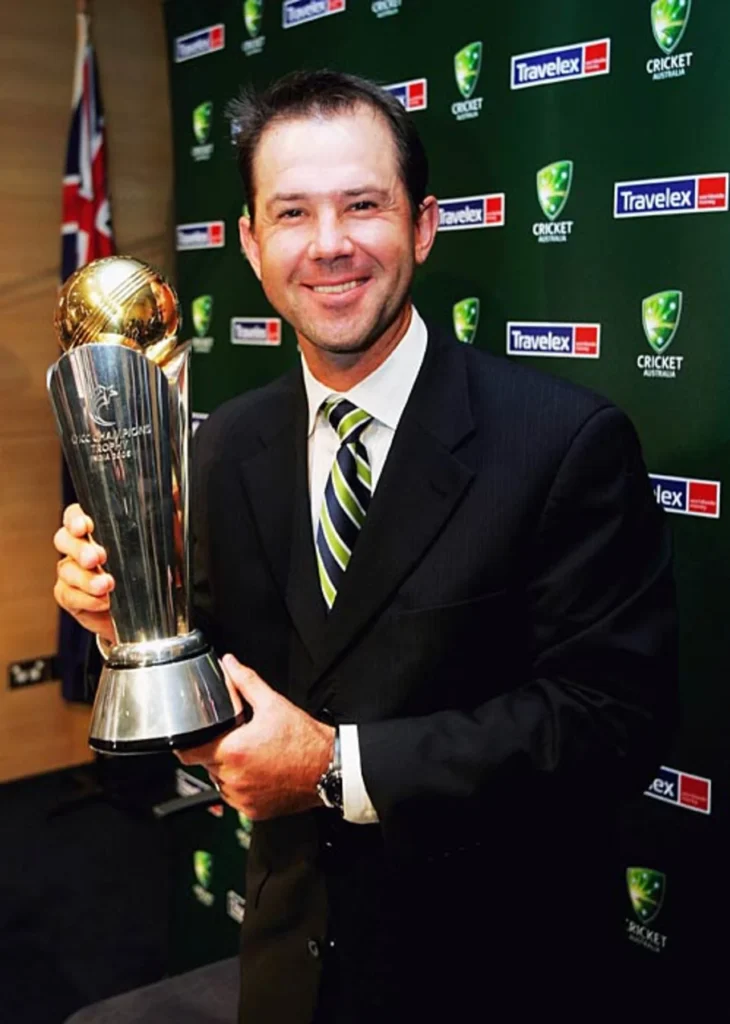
[349,200,377,212]
[279,208,304,220]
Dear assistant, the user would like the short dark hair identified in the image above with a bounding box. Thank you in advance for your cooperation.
[227,69,429,223]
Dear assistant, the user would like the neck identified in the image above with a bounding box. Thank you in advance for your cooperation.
[299,303,412,391]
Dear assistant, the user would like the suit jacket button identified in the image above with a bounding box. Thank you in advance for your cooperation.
[307,938,321,959]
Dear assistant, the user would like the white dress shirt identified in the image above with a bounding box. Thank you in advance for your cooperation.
[301,306,428,824]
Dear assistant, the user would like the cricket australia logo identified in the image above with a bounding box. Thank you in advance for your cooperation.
[242,0,266,56]
[193,850,215,906]
[647,0,693,80]
[452,41,483,121]
[638,290,684,379]
[87,384,118,427]
[191,101,214,162]
[626,867,668,952]
[533,160,574,242]
[191,295,214,354]
[453,298,480,344]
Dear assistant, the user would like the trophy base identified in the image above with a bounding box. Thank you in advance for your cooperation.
[89,648,244,756]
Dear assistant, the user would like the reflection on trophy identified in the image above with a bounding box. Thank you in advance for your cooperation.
[47,256,242,754]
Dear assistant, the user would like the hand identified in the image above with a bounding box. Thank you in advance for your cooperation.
[176,655,335,821]
[53,503,116,643]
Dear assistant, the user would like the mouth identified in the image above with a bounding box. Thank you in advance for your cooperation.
[302,277,370,297]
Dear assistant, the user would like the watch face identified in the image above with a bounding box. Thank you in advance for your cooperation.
[322,767,343,810]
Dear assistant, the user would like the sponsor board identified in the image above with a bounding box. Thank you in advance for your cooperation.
[174,24,225,63]
[231,317,282,345]
[614,174,728,218]
[638,290,683,378]
[176,221,225,250]
[371,0,401,16]
[506,321,600,358]
[626,867,668,953]
[452,42,483,121]
[438,194,505,230]
[282,0,345,29]
[650,474,720,518]
[647,0,693,81]
[383,78,427,112]
[511,38,610,90]
[227,890,246,925]
[243,0,266,55]
[534,160,574,242]
[645,765,711,814]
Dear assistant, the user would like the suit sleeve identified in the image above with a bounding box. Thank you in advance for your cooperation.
[357,406,678,829]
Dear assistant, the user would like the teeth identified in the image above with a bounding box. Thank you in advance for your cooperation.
[311,280,361,294]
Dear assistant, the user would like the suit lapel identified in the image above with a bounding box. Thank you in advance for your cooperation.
[237,372,325,665]
[308,330,476,696]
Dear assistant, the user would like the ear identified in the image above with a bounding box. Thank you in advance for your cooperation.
[239,213,262,280]
[413,195,440,267]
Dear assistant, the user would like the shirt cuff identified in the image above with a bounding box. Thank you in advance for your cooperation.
[340,724,379,825]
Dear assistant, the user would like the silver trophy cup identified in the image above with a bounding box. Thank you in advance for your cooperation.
[48,256,242,753]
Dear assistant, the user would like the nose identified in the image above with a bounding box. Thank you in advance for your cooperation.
[307,209,354,261]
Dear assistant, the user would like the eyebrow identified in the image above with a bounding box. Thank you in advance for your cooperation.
[266,187,390,208]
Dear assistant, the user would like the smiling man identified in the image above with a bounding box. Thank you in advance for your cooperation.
[54,71,677,1023]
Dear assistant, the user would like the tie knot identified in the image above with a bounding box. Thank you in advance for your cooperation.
[322,397,372,444]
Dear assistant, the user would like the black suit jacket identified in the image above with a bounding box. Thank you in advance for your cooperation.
[191,326,677,1023]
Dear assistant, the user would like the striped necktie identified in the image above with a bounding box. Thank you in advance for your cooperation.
[315,397,373,611]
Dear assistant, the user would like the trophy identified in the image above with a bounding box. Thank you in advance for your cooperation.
[48,256,242,754]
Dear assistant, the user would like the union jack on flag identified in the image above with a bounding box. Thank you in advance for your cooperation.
[61,12,114,281]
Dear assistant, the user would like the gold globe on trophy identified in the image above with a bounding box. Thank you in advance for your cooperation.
[48,255,241,754]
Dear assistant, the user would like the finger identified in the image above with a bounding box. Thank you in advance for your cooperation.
[57,558,115,597]
[221,655,268,708]
[53,527,107,569]
[54,577,112,615]
[63,504,95,537]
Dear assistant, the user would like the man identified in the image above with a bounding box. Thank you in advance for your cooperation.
[55,71,677,1022]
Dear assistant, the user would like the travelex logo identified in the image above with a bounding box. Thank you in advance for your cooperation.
[371,0,401,16]
[534,161,574,242]
[192,412,209,436]
[174,23,225,62]
[506,321,600,359]
[639,290,683,379]
[191,296,213,354]
[511,38,610,90]
[453,298,480,345]
[614,174,728,218]
[176,221,225,251]
[193,850,215,906]
[648,0,693,80]
[383,78,427,112]
[283,0,345,29]
[191,102,213,162]
[227,890,246,925]
[626,868,667,953]
[645,765,712,814]
[650,474,720,518]
[243,0,266,55]
[438,194,505,230]
[452,41,483,121]
[231,317,282,346]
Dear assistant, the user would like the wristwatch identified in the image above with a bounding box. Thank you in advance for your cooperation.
[316,728,343,813]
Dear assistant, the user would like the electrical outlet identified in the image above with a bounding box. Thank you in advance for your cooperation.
[8,657,55,689]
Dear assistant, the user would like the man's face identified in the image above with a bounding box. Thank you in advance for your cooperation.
[239,105,437,357]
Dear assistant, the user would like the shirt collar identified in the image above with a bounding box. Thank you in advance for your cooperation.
[301,306,428,437]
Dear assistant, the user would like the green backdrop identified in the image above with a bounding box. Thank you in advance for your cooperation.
[163,0,726,983]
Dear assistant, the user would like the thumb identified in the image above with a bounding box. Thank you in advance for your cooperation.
[221,654,269,709]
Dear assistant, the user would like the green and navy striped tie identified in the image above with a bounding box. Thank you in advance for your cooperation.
[316,397,373,611]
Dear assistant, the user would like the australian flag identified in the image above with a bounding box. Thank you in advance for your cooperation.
[58,11,115,702]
